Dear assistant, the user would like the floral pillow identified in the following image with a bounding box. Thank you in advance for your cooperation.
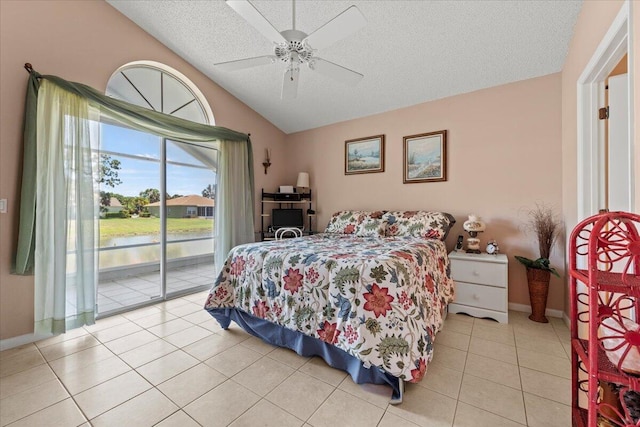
[324,210,367,234]
[325,210,387,234]
[383,211,456,240]
[355,218,387,237]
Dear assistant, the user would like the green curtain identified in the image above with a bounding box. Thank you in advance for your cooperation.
[13,72,40,275]
[14,69,255,277]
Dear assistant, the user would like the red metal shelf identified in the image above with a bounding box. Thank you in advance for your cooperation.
[571,407,587,427]
[573,338,640,391]
[570,269,640,295]
[569,211,640,427]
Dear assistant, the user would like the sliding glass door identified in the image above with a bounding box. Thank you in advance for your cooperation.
[97,124,163,313]
[164,140,217,297]
[96,124,218,315]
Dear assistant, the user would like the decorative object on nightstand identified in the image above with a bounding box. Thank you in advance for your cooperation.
[462,214,486,254]
[514,203,561,323]
[448,251,509,323]
[486,239,499,255]
[455,235,464,252]
[296,172,310,194]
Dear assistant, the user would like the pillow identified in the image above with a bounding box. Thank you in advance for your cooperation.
[355,218,387,237]
[383,211,456,240]
[325,210,388,234]
[324,210,367,234]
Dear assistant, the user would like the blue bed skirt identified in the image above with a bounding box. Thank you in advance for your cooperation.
[207,307,402,401]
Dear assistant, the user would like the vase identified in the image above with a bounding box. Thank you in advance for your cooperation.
[526,267,550,323]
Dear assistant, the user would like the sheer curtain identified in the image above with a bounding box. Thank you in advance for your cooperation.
[215,140,255,268]
[34,80,99,334]
[15,70,255,335]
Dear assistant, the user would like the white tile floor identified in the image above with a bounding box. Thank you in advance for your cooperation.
[0,296,572,427]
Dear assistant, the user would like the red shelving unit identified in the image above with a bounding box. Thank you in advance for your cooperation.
[569,211,640,427]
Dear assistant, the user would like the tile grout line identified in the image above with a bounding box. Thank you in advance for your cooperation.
[33,342,92,426]
[44,329,136,425]
[449,316,473,427]
[513,325,529,427]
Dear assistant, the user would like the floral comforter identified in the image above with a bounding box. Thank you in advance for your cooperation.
[205,233,454,382]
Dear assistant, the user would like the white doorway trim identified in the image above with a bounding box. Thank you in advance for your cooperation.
[577,0,634,221]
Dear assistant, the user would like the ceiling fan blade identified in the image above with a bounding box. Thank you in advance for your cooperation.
[214,55,276,71]
[303,6,366,51]
[282,68,300,99]
[308,58,363,86]
[226,0,286,44]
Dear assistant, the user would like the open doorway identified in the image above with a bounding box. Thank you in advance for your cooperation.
[577,1,634,221]
[605,55,632,212]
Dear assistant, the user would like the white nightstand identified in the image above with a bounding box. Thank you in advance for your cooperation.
[448,251,509,323]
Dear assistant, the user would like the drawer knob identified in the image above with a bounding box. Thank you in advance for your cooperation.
[472,271,480,276]
[473,294,479,300]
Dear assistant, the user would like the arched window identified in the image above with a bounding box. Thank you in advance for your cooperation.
[98,61,218,315]
[106,60,214,125]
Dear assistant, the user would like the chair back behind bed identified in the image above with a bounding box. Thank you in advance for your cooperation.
[275,227,303,240]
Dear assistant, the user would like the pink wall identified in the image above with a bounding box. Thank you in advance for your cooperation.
[0,0,287,340]
[285,74,565,311]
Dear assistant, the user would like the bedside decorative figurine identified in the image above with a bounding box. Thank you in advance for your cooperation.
[463,214,486,254]
[455,235,464,252]
[486,240,499,255]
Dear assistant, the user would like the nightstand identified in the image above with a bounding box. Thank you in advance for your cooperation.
[448,252,509,323]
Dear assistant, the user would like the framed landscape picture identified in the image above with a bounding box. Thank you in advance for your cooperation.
[345,135,385,175]
[403,130,447,183]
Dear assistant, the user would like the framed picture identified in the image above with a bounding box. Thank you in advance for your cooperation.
[403,130,447,183]
[345,135,385,175]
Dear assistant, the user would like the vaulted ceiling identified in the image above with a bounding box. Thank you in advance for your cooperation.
[107,0,582,134]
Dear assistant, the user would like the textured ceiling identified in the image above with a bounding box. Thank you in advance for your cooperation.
[106,0,582,134]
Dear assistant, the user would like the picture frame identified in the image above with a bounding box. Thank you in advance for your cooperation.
[403,130,447,183]
[345,135,385,175]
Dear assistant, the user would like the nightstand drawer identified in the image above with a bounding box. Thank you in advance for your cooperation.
[450,259,507,288]
[454,281,507,312]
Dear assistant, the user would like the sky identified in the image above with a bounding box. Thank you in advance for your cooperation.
[100,124,216,197]
[407,135,442,164]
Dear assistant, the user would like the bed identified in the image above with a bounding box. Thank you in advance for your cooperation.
[204,210,456,403]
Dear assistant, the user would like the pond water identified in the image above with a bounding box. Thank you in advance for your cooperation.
[97,232,214,270]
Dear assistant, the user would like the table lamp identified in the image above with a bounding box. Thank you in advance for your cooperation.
[296,172,310,194]
[463,214,486,254]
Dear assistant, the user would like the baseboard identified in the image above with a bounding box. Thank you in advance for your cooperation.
[508,302,564,319]
[562,312,570,328]
[0,332,52,351]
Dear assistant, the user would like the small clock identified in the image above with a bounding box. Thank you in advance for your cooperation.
[486,240,499,255]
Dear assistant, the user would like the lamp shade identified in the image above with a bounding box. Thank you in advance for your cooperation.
[296,172,310,188]
[463,214,486,232]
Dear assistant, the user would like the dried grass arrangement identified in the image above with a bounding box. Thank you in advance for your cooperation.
[515,204,562,277]
[516,203,563,323]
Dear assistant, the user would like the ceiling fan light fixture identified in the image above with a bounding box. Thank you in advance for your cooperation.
[219,0,367,99]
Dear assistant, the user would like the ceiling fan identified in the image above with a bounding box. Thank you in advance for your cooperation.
[215,0,367,99]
